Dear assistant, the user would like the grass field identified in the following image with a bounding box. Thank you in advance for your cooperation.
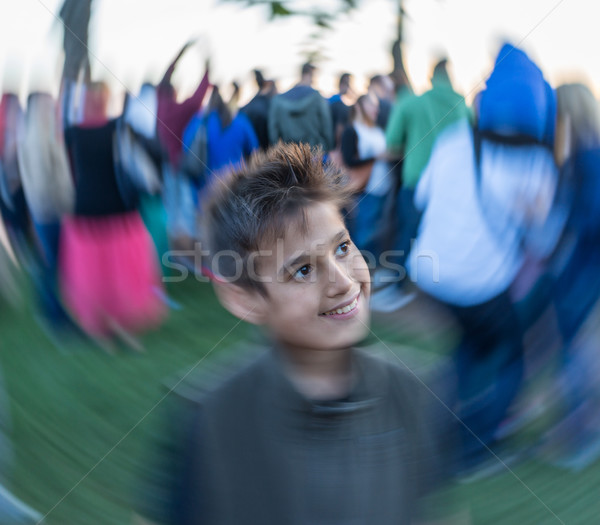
[1,277,598,524]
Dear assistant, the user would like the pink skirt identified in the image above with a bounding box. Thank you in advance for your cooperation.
[59,212,166,337]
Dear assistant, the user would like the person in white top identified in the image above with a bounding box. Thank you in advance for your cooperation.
[409,43,559,474]
[340,94,393,265]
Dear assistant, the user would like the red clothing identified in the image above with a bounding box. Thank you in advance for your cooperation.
[157,72,210,168]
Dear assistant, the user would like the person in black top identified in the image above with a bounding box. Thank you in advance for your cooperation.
[60,82,165,349]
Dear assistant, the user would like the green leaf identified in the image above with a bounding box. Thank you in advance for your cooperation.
[270,1,293,17]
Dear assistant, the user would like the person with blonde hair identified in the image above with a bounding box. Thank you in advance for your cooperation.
[543,84,600,471]
[552,83,600,348]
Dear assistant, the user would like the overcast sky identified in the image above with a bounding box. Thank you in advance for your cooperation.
[0,0,597,106]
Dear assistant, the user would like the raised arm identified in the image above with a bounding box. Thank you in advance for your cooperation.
[159,39,196,87]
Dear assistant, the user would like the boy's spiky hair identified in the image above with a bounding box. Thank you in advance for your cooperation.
[202,142,352,289]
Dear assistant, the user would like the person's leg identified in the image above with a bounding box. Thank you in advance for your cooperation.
[351,193,387,262]
[391,187,421,284]
[32,220,73,327]
[451,293,524,469]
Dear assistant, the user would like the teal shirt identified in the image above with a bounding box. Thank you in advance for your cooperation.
[386,80,472,189]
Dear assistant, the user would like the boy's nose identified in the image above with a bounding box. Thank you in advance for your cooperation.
[326,258,354,297]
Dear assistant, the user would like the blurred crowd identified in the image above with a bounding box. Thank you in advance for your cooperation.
[1,2,600,521]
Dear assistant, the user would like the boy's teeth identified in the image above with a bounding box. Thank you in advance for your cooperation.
[326,297,357,315]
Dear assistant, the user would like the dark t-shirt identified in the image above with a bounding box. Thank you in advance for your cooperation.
[65,120,134,216]
[139,346,456,525]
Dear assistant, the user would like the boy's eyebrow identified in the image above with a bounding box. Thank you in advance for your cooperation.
[278,229,349,276]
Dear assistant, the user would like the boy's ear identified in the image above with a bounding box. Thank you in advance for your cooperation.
[213,281,267,325]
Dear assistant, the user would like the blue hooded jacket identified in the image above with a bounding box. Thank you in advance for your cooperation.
[478,44,555,146]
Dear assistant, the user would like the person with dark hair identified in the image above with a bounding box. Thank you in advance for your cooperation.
[240,75,277,151]
[329,72,353,149]
[340,93,392,261]
[368,74,395,130]
[385,58,471,295]
[137,142,456,524]
[182,84,258,192]
[268,62,333,151]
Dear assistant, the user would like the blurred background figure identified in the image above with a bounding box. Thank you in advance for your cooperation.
[122,84,171,280]
[329,72,354,149]
[0,93,28,261]
[180,84,258,265]
[58,0,93,128]
[156,41,210,252]
[268,62,333,152]
[384,58,471,300]
[240,70,278,151]
[340,93,392,265]
[60,81,166,351]
[182,84,258,189]
[17,92,74,331]
[532,82,600,469]
[410,44,558,475]
[368,74,395,131]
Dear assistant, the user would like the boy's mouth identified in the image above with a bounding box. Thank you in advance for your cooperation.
[320,294,359,316]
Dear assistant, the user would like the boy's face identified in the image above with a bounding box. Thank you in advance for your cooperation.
[252,202,371,352]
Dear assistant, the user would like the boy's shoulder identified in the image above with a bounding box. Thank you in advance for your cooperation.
[164,342,273,407]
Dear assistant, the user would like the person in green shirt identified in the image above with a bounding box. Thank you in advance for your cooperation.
[384,59,472,287]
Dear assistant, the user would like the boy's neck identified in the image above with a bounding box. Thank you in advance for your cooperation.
[278,346,355,401]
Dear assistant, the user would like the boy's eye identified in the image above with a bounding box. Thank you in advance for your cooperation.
[294,264,312,279]
[335,240,351,256]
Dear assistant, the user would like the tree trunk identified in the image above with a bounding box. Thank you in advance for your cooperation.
[390,0,412,94]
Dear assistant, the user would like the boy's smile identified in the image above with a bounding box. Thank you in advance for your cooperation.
[253,201,371,353]
[320,293,360,317]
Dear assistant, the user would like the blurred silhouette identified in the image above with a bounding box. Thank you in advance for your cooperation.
[534,82,600,470]
[329,72,353,149]
[60,82,165,350]
[240,70,278,151]
[268,62,333,151]
[58,0,93,129]
[386,58,472,290]
[0,93,29,260]
[368,74,395,130]
[341,93,392,262]
[410,44,558,474]
[156,41,210,248]
[17,92,74,329]
[182,85,258,188]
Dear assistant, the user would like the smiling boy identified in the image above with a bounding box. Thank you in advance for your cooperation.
[138,143,451,525]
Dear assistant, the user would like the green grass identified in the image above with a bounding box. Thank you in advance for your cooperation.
[0,277,599,524]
